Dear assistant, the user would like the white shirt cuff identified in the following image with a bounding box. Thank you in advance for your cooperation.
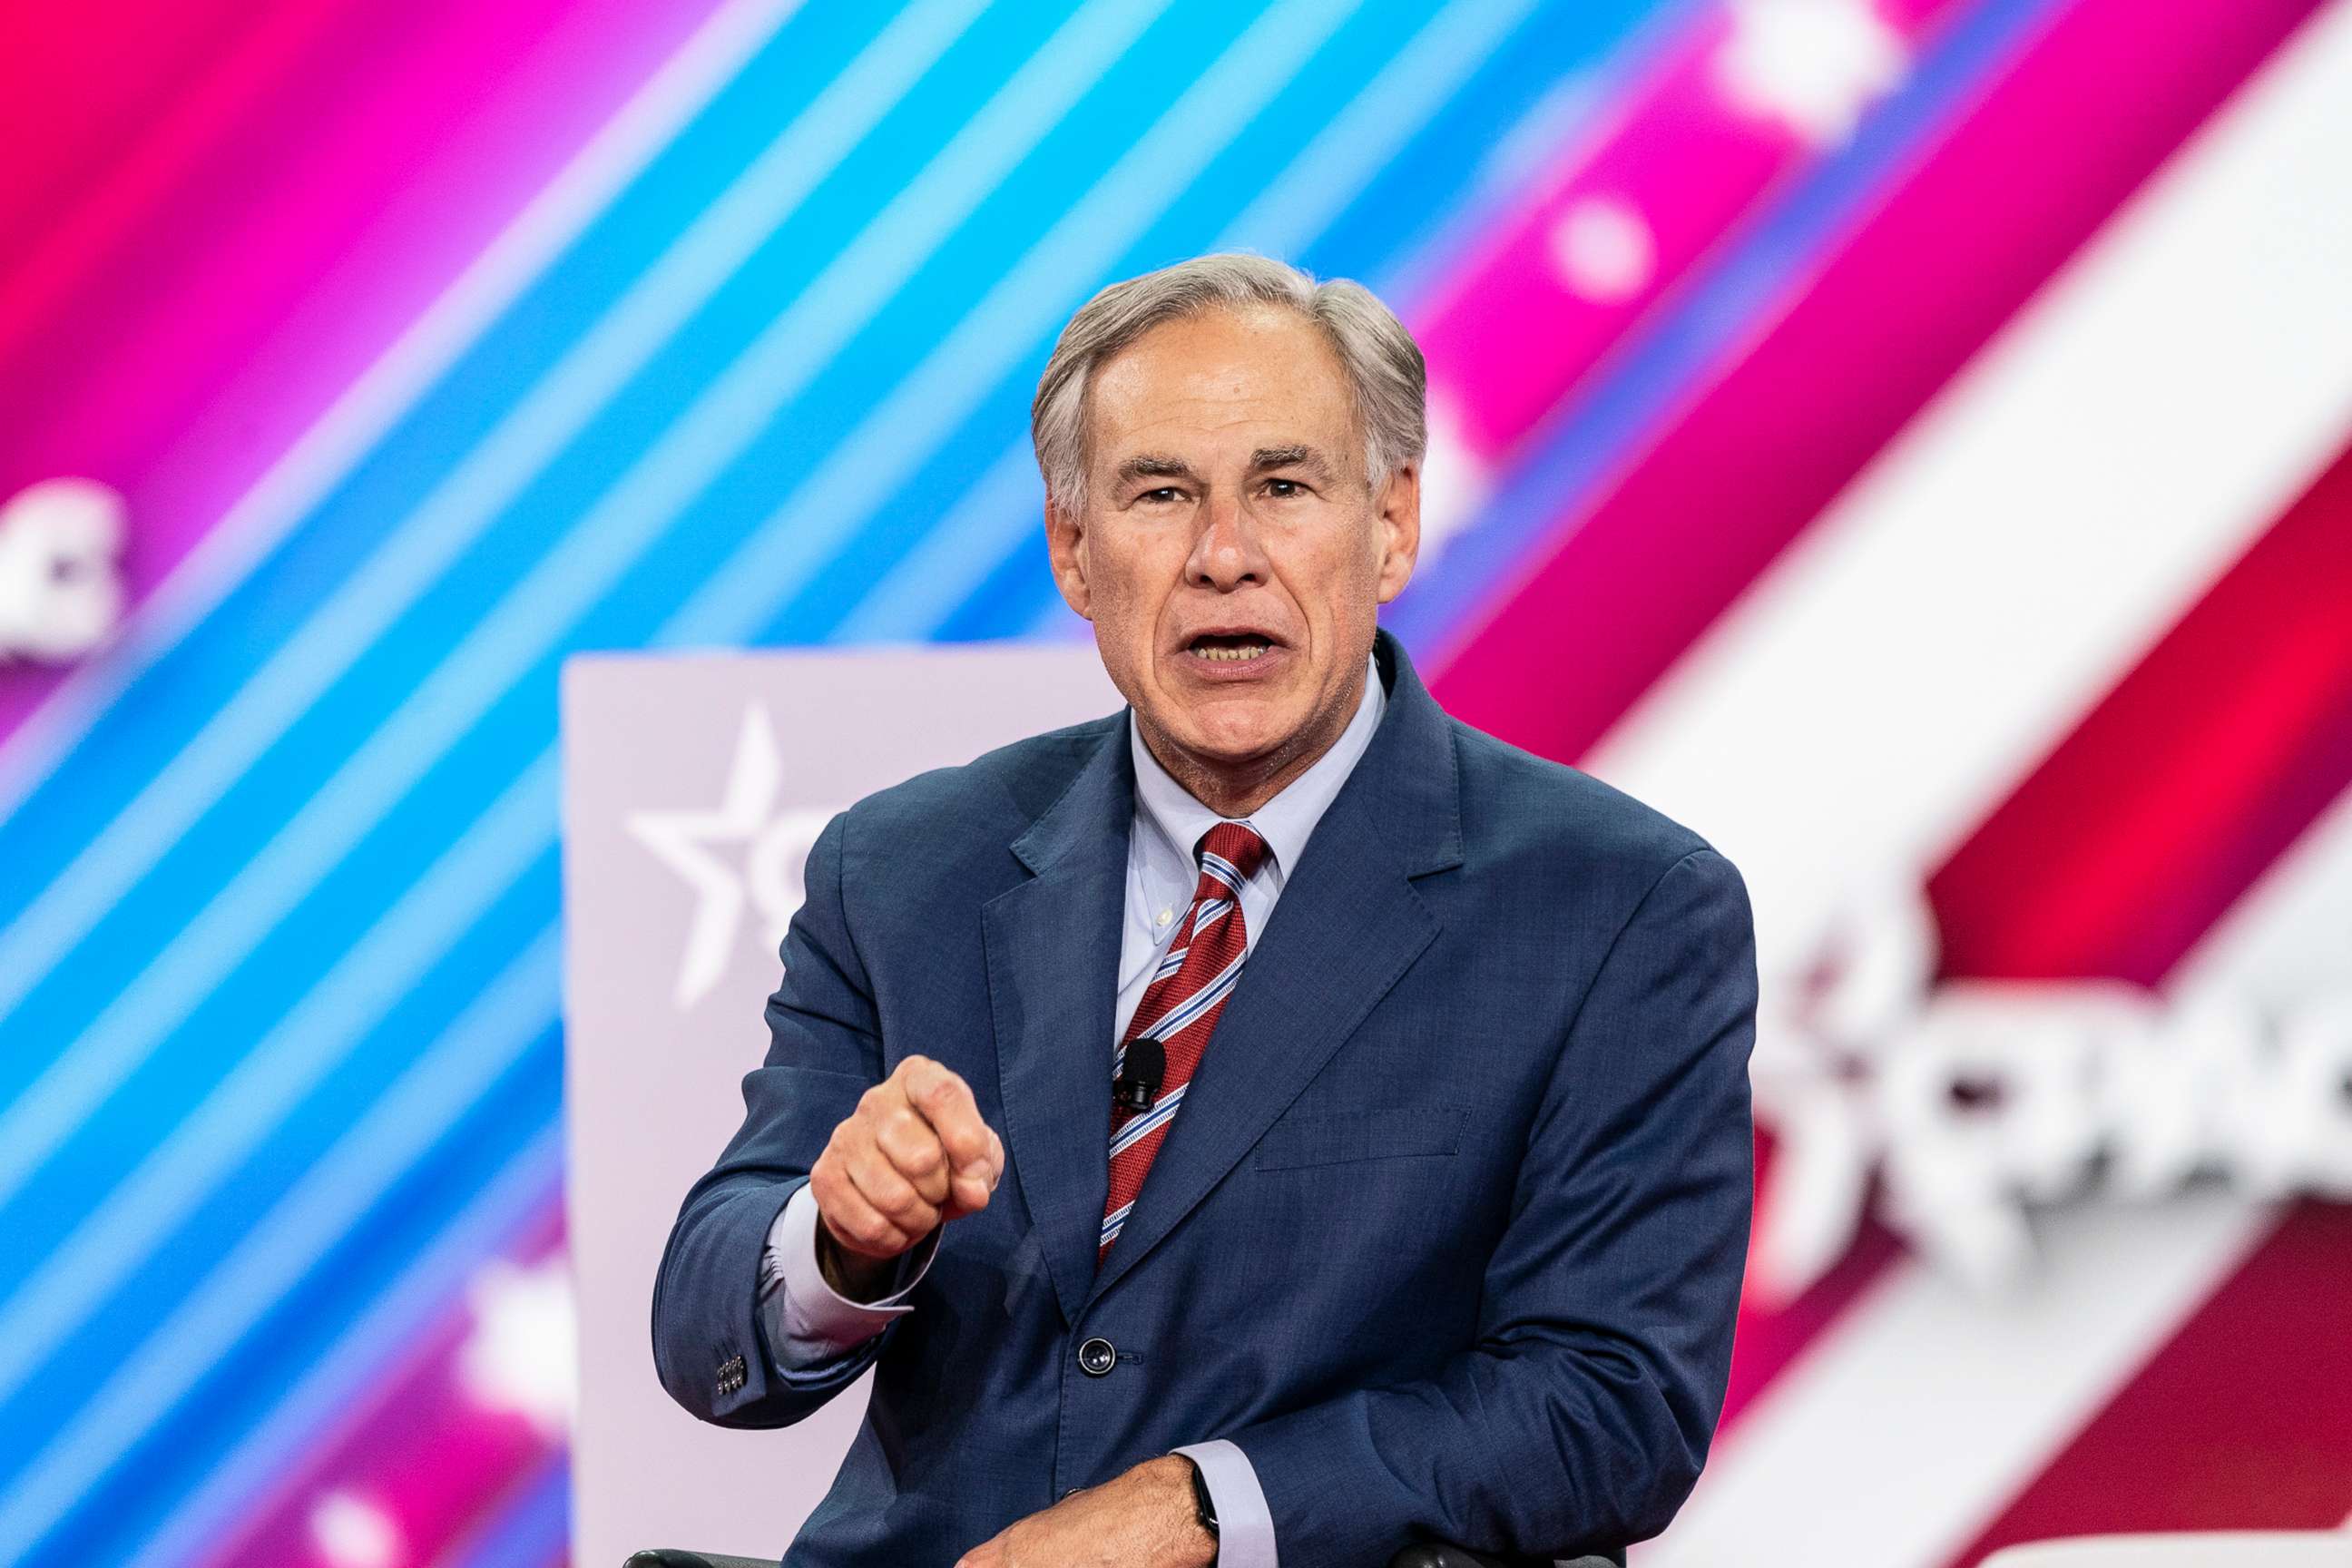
[759,1181,939,1369]
[1173,1438,1277,1568]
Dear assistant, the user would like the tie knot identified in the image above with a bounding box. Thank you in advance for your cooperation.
[1195,820,1269,889]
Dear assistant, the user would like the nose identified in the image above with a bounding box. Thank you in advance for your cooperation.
[1185,492,1269,591]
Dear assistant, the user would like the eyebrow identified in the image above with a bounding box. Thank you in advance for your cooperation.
[1111,446,1337,487]
[1249,444,1332,480]
[1114,454,1200,486]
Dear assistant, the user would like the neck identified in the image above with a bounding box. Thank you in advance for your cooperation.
[1138,667,1368,818]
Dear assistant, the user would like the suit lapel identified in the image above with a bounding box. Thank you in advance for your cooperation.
[984,723,1132,1330]
[1085,630,1465,1308]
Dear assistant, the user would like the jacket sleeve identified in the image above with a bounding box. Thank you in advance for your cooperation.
[1223,847,1759,1561]
[651,807,898,1428]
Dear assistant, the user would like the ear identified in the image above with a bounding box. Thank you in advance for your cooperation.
[1044,495,1093,621]
[1372,461,1421,605]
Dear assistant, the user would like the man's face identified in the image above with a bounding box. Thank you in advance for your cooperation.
[1045,304,1419,786]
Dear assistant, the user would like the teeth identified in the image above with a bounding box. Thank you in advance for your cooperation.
[1190,643,1268,662]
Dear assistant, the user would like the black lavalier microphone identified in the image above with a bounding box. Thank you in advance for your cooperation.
[1113,1037,1166,1112]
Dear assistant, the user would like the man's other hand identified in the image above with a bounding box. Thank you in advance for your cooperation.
[955,1455,1217,1568]
[809,1054,1004,1297]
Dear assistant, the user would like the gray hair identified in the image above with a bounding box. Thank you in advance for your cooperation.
[1030,252,1426,515]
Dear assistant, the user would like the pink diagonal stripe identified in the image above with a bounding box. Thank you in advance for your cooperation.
[1430,0,2324,770]
[0,0,346,374]
[1417,0,1971,460]
[0,0,726,742]
[0,0,255,263]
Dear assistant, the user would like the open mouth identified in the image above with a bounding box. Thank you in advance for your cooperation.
[1185,632,1277,663]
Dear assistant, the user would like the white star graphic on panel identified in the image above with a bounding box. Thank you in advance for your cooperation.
[626,703,834,1009]
[457,1256,576,1439]
[1717,0,1906,148]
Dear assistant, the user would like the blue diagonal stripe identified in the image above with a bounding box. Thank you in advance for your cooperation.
[0,0,995,1040]
[0,0,1164,1213]
[0,767,555,1408]
[0,955,562,1562]
[117,1142,563,1568]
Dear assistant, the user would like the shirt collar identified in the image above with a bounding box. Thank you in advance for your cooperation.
[1128,652,1386,878]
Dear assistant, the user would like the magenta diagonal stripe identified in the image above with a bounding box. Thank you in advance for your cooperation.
[1431,0,2325,769]
[0,0,730,750]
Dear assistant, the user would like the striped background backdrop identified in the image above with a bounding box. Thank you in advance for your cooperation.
[2,1,2347,1563]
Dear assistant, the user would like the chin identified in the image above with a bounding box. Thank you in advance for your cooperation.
[1173,704,1295,764]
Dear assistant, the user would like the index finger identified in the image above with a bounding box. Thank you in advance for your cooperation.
[897,1056,995,1177]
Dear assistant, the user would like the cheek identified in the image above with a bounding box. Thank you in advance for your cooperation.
[1284,521,1381,618]
[1083,556,1163,668]
[1096,535,1185,616]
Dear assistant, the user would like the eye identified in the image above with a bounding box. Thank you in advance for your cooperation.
[1140,485,1184,505]
[1266,477,1303,498]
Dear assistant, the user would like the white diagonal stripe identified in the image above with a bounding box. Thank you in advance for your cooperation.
[1132,948,1248,1044]
[1111,1083,1189,1159]
[1583,0,2352,985]
[1636,10,2352,1560]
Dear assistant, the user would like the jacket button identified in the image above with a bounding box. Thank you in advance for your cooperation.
[1077,1336,1116,1376]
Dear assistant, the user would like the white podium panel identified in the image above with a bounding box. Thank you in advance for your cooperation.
[561,642,1121,1568]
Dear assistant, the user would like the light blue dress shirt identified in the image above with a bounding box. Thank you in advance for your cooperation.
[760,656,1387,1566]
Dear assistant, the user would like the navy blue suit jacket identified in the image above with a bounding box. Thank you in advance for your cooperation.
[652,630,1759,1565]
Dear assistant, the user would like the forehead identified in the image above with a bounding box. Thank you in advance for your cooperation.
[1085,304,1354,456]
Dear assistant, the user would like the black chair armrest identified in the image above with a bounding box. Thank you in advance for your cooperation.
[627,1537,1622,1567]
[1389,1548,1512,1568]
[1388,1546,1627,1568]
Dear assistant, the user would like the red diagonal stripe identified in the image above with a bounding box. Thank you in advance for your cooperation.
[1721,429,2352,1461]
[1948,1204,2352,1563]
[1919,443,2352,1556]
[1929,439,2352,985]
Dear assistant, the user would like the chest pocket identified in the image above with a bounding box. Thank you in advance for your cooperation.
[1252,1104,1466,1171]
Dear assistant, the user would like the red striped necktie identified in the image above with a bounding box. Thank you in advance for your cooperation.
[1098,820,1270,1263]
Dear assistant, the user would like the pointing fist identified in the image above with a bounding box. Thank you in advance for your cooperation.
[810,1054,1004,1295]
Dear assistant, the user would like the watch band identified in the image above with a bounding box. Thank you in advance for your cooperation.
[1181,1453,1220,1542]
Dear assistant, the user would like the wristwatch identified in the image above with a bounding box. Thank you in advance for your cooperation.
[1180,1454,1220,1553]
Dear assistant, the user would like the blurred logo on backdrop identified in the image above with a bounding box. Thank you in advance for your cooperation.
[1750,884,2352,1300]
[0,478,125,663]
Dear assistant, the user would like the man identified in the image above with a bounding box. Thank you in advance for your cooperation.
[652,253,1758,1567]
